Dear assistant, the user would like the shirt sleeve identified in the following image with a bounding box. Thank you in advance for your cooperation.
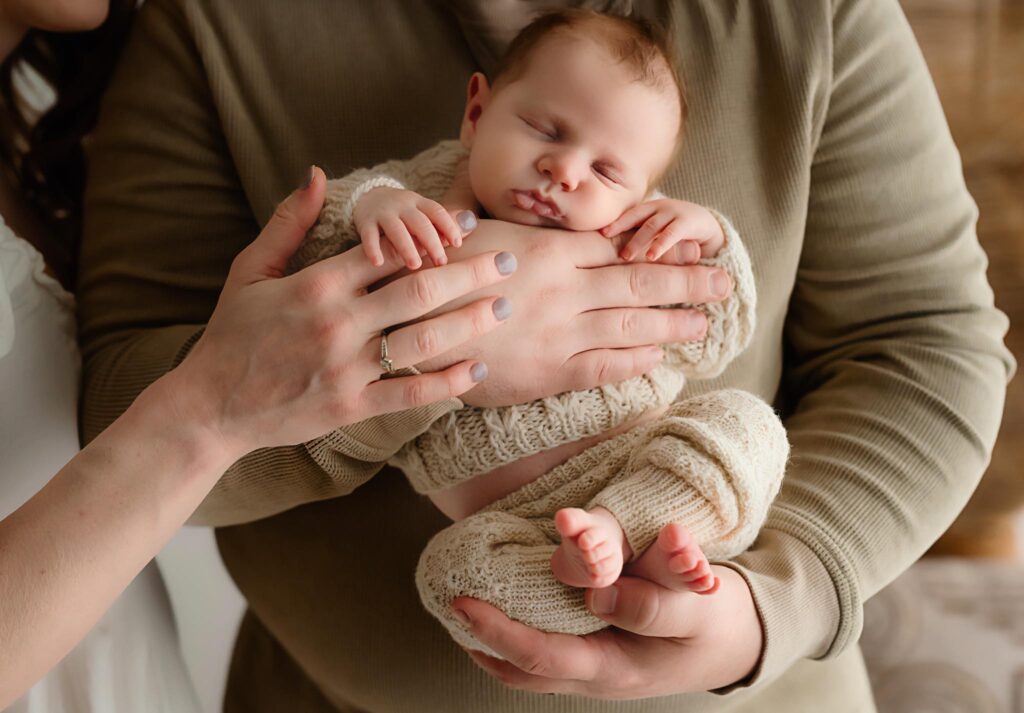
[77,0,458,527]
[714,0,1014,692]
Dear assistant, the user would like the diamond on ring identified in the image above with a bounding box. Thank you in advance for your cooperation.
[379,331,395,374]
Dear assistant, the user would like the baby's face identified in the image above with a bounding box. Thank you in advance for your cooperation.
[461,34,681,232]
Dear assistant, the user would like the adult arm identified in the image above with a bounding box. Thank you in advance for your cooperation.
[444,0,1014,697]
[0,173,513,707]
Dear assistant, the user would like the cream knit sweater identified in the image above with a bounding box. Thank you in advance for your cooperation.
[291,139,788,650]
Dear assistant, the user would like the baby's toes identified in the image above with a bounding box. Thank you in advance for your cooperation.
[588,556,621,587]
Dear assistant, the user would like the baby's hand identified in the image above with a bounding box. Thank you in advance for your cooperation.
[601,199,725,264]
[354,187,477,269]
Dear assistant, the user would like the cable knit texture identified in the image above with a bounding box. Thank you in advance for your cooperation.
[290,139,758,493]
[416,390,789,654]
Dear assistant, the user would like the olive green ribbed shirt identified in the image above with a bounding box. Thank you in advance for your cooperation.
[78,1,1013,711]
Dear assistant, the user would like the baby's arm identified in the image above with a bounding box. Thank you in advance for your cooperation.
[601,197,726,263]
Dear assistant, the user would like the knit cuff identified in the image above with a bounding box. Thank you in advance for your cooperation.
[710,525,854,695]
[664,209,757,380]
[340,175,406,230]
[391,368,684,493]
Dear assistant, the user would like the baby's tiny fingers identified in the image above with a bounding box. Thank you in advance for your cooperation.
[381,216,422,270]
[404,209,448,267]
[621,214,671,261]
[358,223,385,267]
[602,202,657,238]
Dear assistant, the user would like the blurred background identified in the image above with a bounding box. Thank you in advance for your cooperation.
[151,2,1024,712]
[857,1,1024,711]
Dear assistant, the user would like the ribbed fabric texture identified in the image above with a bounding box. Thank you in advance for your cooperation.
[77,0,1013,710]
[417,390,788,653]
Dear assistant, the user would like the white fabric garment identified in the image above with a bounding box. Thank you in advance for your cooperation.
[0,219,202,713]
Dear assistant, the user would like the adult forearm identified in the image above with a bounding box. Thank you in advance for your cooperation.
[0,373,234,708]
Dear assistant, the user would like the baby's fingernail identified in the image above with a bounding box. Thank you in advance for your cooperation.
[457,210,478,232]
[495,251,517,275]
[298,165,315,191]
[684,242,700,263]
[452,606,473,626]
[492,296,512,320]
[591,586,618,615]
[710,270,731,298]
[620,248,633,261]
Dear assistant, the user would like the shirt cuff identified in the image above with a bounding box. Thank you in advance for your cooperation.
[710,526,853,694]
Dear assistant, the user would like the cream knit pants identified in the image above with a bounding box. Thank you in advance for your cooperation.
[416,389,789,653]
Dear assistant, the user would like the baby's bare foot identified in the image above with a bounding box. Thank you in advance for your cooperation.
[627,523,719,594]
[551,507,627,589]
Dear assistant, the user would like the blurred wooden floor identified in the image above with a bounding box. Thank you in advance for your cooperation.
[902,0,1024,557]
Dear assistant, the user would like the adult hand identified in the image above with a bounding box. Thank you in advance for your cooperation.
[451,565,763,698]
[167,167,515,460]
[415,220,734,408]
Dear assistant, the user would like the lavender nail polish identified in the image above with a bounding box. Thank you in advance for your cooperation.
[470,362,489,382]
[298,165,314,190]
[457,210,478,232]
[492,296,512,320]
[495,251,517,275]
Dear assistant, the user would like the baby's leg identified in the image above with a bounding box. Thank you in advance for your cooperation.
[626,523,720,594]
[416,510,607,655]
[550,506,630,589]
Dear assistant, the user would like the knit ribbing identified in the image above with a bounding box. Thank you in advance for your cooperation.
[416,390,789,653]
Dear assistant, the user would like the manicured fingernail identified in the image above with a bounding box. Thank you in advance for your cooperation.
[710,269,731,298]
[457,210,478,232]
[495,251,517,275]
[492,297,512,321]
[470,362,488,382]
[298,165,315,190]
[591,586,618,615]
[684,241,700,263]
[452,606,473,626]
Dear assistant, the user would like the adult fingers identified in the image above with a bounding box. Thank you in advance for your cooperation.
[585,263,732,310]
[585,576,697,638]
[358,360,488,419]
[451,598,602,683]
[381,296,511,370]
[560,346,664,392]
[229,165,326,286]
[358,251,517,332]
[572,308,707,353]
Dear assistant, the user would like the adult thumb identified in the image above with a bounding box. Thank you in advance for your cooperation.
[231,165,327,284]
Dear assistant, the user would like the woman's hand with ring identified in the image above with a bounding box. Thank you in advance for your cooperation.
[168,167,515,461]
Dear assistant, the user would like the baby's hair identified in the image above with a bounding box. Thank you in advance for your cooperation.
[490,9,687,182]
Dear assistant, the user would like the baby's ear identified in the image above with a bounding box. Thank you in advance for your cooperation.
[459,72,492,149]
